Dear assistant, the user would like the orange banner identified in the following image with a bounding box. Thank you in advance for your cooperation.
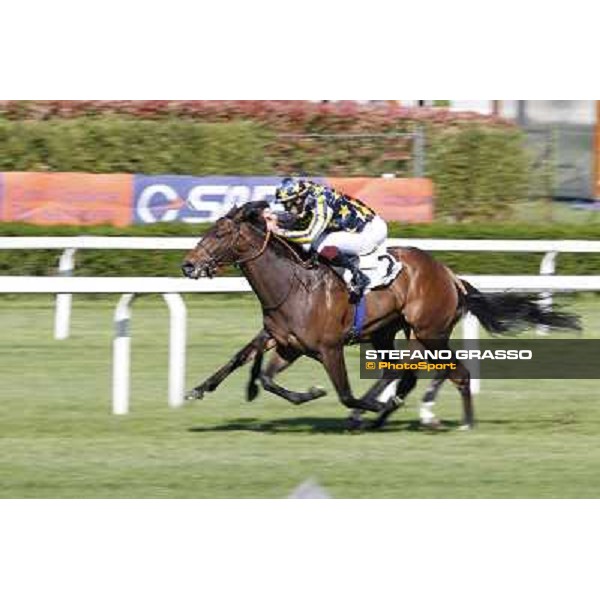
[0,173,434,226]
[327,177,434,222]
[0,172,133,226]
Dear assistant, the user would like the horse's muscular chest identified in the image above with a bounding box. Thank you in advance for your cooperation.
[262,284,348,351]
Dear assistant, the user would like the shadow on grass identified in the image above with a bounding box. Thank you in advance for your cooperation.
[188,416,461,435]
[187,414,582,435]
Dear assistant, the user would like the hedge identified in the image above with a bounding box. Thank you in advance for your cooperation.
[0,101,531,222]
[0,118,271,174]
[426,125,528,222]
[1,221,599,278]
[0,104,515,177]
[0,100,510,126]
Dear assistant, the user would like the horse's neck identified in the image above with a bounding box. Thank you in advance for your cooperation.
[240,244,294,304]
[240,241,358,343]
[239,242,322,310]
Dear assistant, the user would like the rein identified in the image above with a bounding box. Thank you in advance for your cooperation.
[235,228,272,266]
[197,214,319,312]
[233,220,313,311]
[234,220,313,270]
[271,234,315,270]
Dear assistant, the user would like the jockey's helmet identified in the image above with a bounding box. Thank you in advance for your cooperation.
[276,177,309,211]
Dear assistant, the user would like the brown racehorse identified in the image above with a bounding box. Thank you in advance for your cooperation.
[182,201,580,430]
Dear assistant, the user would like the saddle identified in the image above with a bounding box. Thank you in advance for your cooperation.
[335,245,402,293]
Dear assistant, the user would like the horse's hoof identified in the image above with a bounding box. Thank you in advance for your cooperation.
[346,417,365,433]
[370,415,389,430]
[185,388,204,402]
[371,406,394,430]
[247,382,260,402]
[420,418,444,431]
[458,423,474,431]
[393,396,406,408]
[309,386,327,398]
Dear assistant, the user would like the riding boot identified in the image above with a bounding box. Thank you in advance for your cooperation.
[334,252,371,299]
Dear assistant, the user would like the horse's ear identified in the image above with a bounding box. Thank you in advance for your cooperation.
[238,201,270,222]
[225,204,241,219]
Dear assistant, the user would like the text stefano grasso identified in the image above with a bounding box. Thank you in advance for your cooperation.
[364,349,533,361]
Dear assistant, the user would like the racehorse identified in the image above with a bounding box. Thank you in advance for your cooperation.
[181,201,580,430]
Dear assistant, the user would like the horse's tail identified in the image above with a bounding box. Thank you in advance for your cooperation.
[458,277,581,334]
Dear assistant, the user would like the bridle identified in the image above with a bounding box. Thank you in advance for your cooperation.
[202,214,314,269]
[191,217,272,276]
[192,213,319,310]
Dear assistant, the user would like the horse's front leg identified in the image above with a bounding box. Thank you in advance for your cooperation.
[186,329,274,402]
[258,348,327,404]
[320,347,384,414]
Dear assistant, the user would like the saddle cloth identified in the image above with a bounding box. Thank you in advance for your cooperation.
[342,245,402,292]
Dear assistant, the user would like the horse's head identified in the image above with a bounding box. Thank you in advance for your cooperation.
[181,201,270,279]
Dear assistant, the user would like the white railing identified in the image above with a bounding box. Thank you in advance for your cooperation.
[2,236,600,339]
[2,274,600,294]
[2,236,598,406]
[0,275,598,413]
[0,276,252,293]
[4,235,600,253]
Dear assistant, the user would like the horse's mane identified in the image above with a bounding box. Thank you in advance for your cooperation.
[232,201,319,267]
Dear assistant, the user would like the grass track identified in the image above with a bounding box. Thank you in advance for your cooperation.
[1,294,599,498]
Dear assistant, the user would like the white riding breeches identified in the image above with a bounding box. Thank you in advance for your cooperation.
[312,216,388,256]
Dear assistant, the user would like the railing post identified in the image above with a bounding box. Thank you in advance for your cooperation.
[412,125,426,178]
[462,312,481,395]
[112,293,135,415]
[537,251,558,335]
[54,248,77,340]
[163,293,187,408]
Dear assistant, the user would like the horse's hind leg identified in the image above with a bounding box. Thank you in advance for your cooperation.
[358,328,429,423]
[359,327,416,430]
[186,329,273,402]
[416,338,473,430]
[447,359,474,429]
[370,371,418,430]
[409,336,452,428]
[418,369,449,427]
[259,348,327,405]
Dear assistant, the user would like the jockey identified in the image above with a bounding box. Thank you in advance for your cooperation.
[265,177,388,298]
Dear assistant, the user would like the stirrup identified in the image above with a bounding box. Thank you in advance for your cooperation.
[308,253,320,269]
[353,270,370,291]
[348,274,369,302]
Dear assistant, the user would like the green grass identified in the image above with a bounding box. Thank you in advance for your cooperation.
[1,294,600,498]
